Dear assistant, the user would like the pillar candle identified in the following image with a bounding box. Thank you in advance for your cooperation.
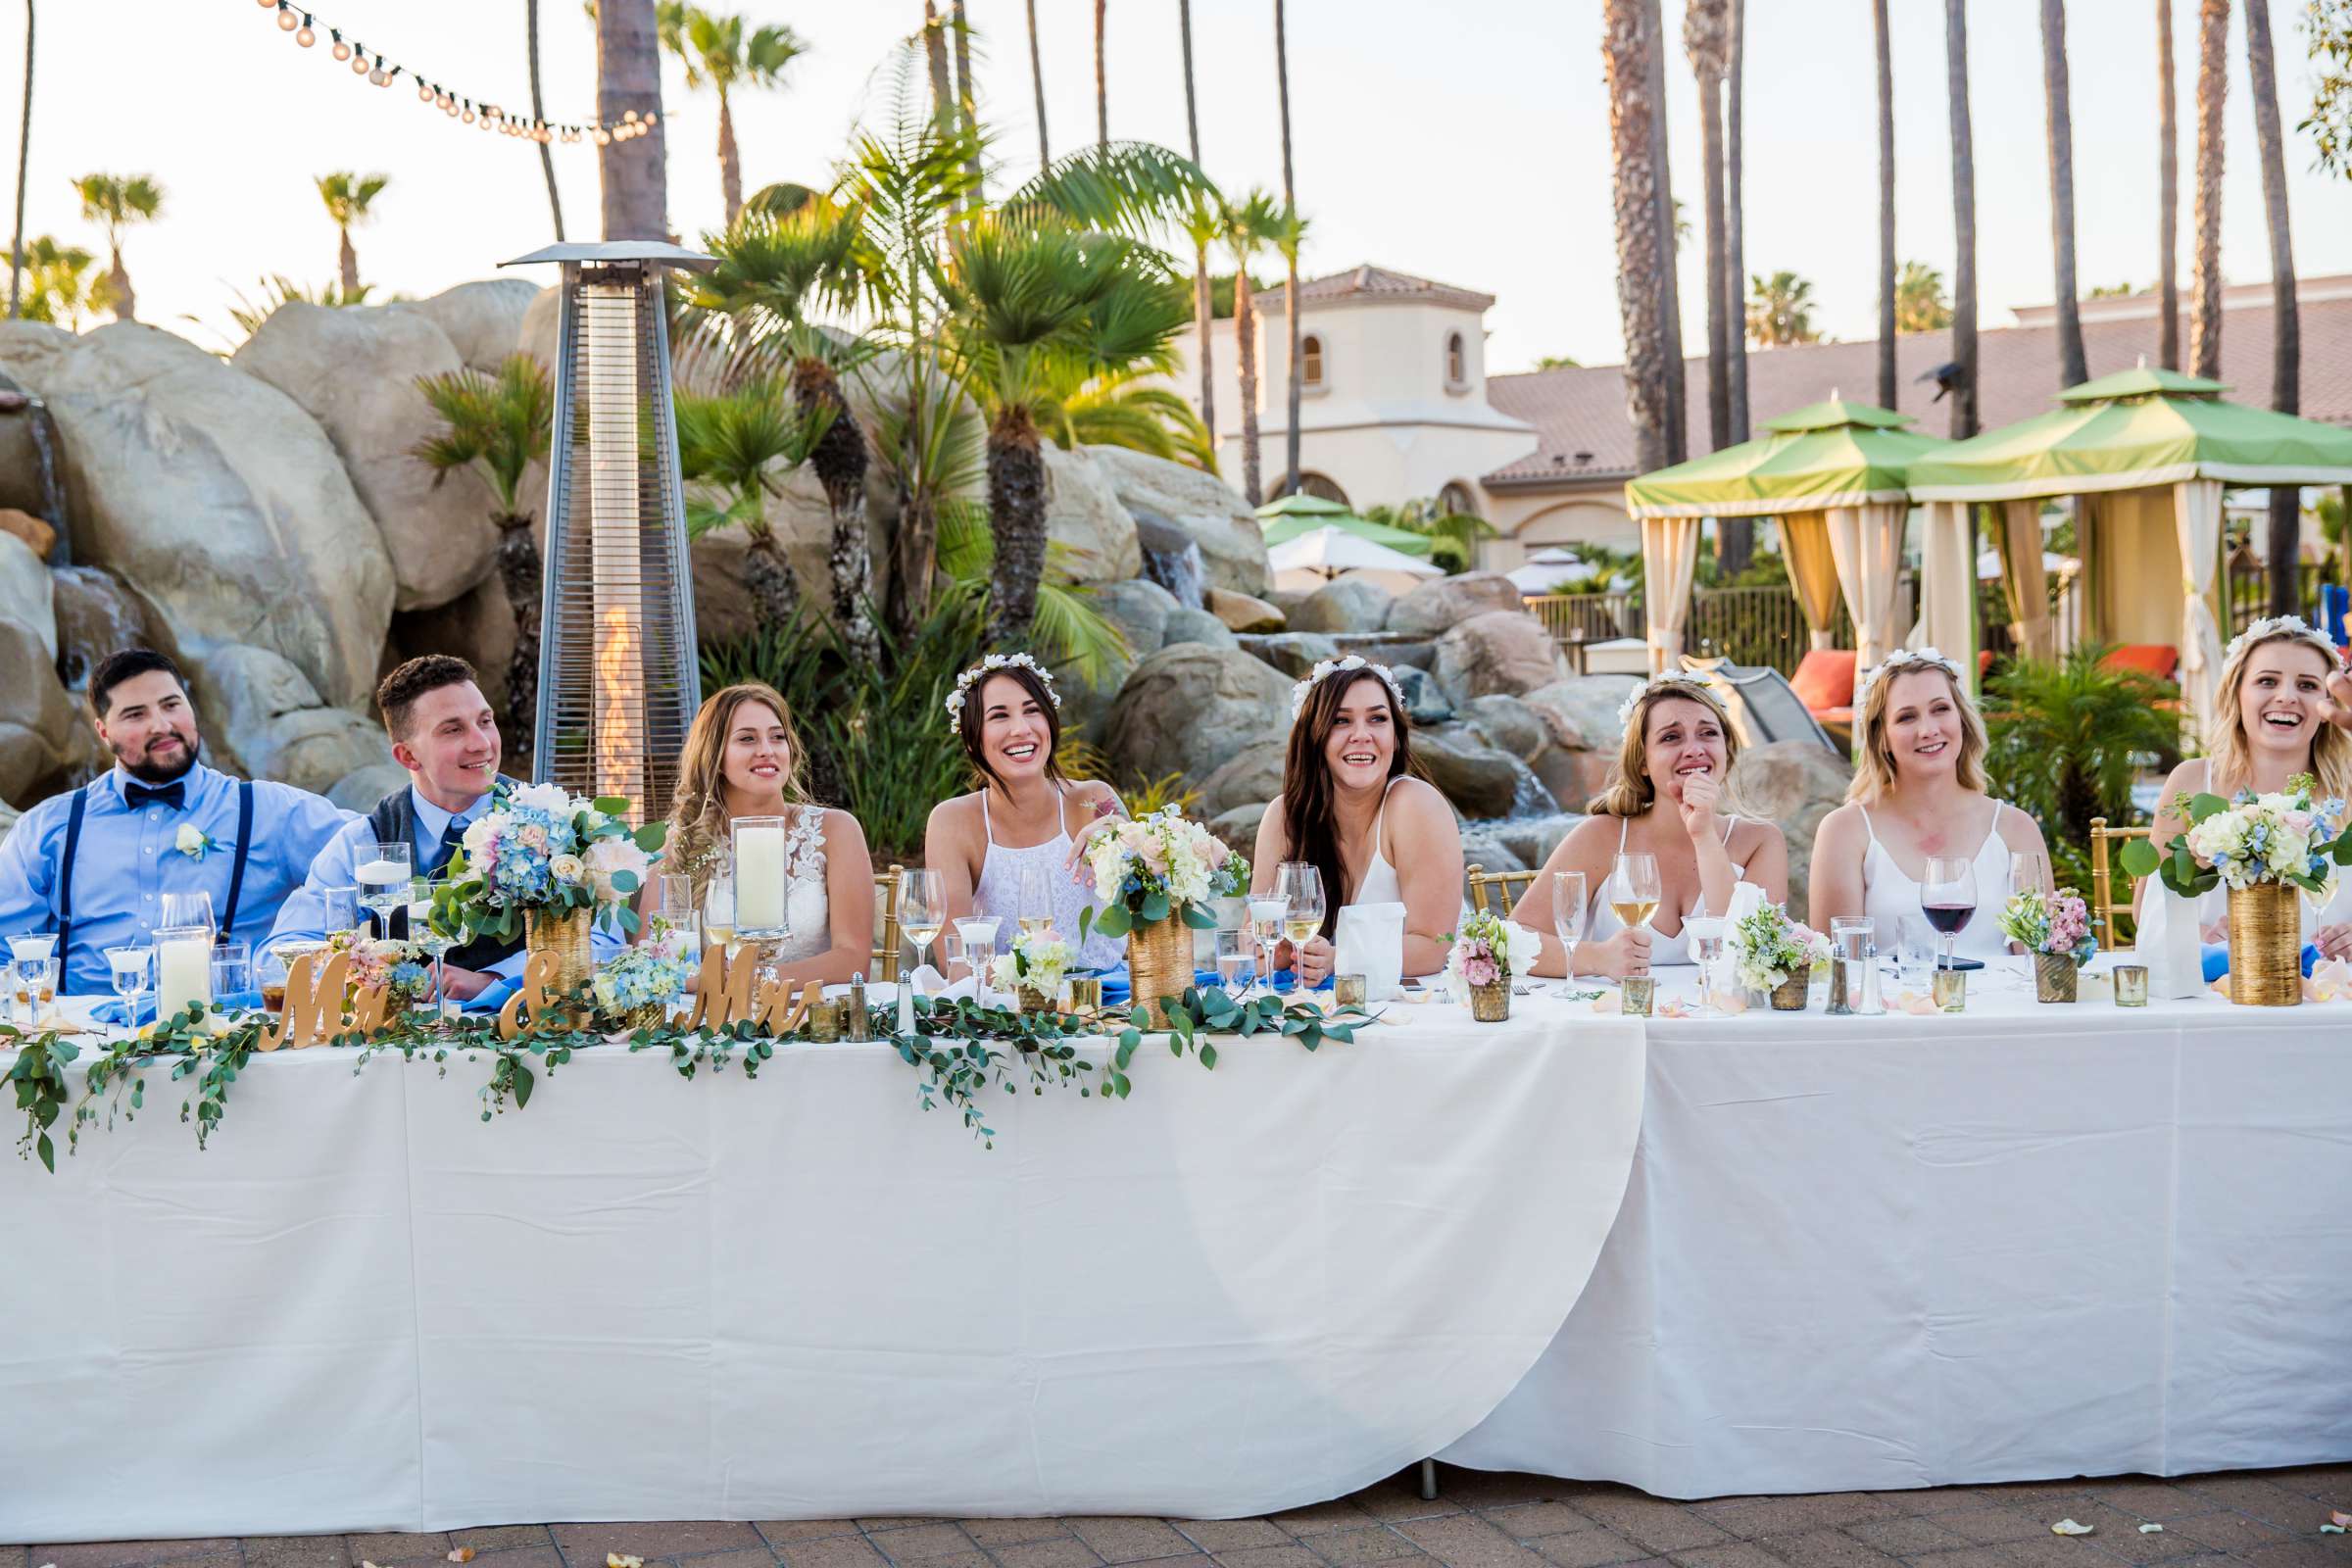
[156,937,213,1019]
[736,823,787,932]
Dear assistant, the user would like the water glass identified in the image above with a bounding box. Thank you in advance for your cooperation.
[1214,928,1254,995]
[319,884,360,938]
[1894,913,1936,990]
[1830,916,1875,1013]
[953,914,1003,1001]
[2009,851,2049,901]
[210,940,253,1005]
[1685,900,1727,1013]
[1548,870,1588,995]
[159,890,216,935]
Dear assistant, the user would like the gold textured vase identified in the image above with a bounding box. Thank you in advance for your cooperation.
[525,906,595,1001]
[2034,952,2079,1004]
[1016,984,1055,1015]
[1469,979,1511,1022]
[1770,971,1810,1011]
[2227,883,2301,1006]
[1127,912,1192,1028]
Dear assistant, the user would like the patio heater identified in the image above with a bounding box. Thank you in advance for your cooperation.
[501,241,714,824]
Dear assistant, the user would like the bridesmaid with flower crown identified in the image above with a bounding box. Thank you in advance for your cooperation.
[1251,656,1462,985]
[925,654,1130,973]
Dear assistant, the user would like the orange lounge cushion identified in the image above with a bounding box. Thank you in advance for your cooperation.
[2102,644,2179,681]
[1791,650,1859,715]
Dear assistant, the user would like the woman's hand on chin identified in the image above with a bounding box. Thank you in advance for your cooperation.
[1675,770,1724,840]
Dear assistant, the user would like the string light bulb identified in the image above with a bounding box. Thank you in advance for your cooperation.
[369,65,388,85]
[416,81,431,101]
[276,6,298,29]
[350,51,368,74]
[461,105,475,123]
[329,33,349,59]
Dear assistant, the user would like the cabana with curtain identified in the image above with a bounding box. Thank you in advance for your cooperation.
[1905,366,2352,739]
[1622,399,1949,695]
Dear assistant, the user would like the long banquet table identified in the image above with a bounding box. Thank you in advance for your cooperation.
[3,962,2348,1542]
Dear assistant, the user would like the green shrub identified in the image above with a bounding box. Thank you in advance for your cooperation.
[1984,643,2180,891]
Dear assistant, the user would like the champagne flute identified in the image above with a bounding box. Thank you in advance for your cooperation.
[1921,856,1978,971]
[704,874,740,964]
[900,868,946,1004]
[1606,853,1662,975]
[1275,861,1324,992]
[1548,870,1588,996]
[1017,861,1054,938]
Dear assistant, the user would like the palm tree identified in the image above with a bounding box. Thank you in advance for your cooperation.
[1745,270,1819,346]
[938,215,1180,646]
[1896,261,1953,332]
[2245,0,2301,614]
[1872,0,1895,408]
[1685,0,1732,451]
[1946,0,1980,439]
[2156,0,2178,368]
[1642,0,1687,467]
[70,172,161,322]
[923,2,956,136]
[1985,645,2180,892]
[1603,0,1673,477]
[951,1,982,203]
[1217,189,1282,507]
[1178,1,1215,452]
[2190,0,2227,380]
[676,377,829,634]
[15,235,106,330]
[315,172,389,298]
[596,0,668,240]
[673,11,806,227]
[2040,0,2087,391]
[7,0,27,319]
[1275,0,1306,496]
[1725,0,1747,440]
[527,0,564,239]
[411,357,557,758]
[1094,0,1108,150]
[1026,0,1050,168]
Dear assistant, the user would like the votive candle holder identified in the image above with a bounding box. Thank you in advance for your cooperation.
[2113,964,2149,1007]
[1334,973,1368,1009]
[1620,975,1656,1016]
[1932,966,1967,1013]
[1066,976,1102,1016]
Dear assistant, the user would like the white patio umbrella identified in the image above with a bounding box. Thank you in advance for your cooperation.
[1268,526,1447,597]
[1508,548,1592,594]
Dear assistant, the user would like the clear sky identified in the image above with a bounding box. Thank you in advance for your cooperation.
[6,0,2348,370]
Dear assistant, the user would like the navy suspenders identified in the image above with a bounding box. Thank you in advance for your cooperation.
[51,778,257,967]
[217,780,256,946]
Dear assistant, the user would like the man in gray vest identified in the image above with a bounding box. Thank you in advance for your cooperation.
[269,655,571,1001]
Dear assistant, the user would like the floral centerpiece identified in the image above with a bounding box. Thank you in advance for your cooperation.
[991,930,1073,1013]
[2119,773,2350,1006]
[1446,909,1518,1022]
[1725,903,1830,1010]
[329,929,431,1010]
[589,929,696,1033]
[433,782,668,998]
[1078,807,1250,1025]
[1996,886,2097,1003]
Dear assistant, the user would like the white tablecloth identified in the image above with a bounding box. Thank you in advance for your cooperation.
[0,1004,1646,1542]
[1445,961,2352,1496]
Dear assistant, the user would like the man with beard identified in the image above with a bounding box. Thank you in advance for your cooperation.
[268,654,618,1001]
[0,649,352,994]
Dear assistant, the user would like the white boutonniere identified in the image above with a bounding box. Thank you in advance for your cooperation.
[174,823,217,861]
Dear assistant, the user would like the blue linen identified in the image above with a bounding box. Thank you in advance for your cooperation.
[2323,583,2348,647]
[2201,942,2322,982]
[0,763,352,996]
[465,977,516,1014]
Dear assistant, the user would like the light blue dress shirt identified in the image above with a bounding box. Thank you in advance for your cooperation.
[268,783,623,977]
[0,762,354,994]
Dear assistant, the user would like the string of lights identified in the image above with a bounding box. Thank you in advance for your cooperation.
[255,0,659,147]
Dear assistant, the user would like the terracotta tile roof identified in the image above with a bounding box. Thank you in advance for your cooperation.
[1297,265,1496,313]
[1483,295,2352,488]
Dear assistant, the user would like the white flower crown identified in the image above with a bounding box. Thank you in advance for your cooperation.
[1289,655,1403,720]
[2224,613,2329,665]
[1859,646,1962,696]
[1614,670,1714,730]
[944,653,1061,733]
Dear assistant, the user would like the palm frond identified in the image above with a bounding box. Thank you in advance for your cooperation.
[1001,140,1216,239]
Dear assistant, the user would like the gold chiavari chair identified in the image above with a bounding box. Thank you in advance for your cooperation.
[871,863,905,982]
[2087,818,2150,953]
[1466,863,1540,919]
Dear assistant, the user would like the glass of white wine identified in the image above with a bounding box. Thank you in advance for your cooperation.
[1017,860,1054,939]
[1275,861,1325,993]
[1606,852,1662,976]
[1548,869,1587,997]
[704,874,740,964]
[900,868,946,1003]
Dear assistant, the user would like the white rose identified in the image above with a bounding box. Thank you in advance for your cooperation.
[514,781,573,816]
[174,824,206,856]
[549,854,587,884]
[583,837,651,903]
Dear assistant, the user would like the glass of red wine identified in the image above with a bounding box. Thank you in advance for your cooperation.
[1920,856,1978,970]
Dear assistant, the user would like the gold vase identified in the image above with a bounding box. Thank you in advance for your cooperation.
[2033,952,2079,1004]
[2227,883,2301,1007]
[525,906,595,1001]
[1016,984,1055,1015]
[1770,971,1810,1011]
[601,1002,669,1034]
[1469,979,1511,1022]
[1127,911,1193,1028]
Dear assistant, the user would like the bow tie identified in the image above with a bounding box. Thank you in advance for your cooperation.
[123,780,186,811]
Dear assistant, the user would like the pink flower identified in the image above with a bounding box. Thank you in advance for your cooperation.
[1464,956,1500,987]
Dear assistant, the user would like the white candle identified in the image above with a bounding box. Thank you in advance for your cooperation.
[156,938,213,1018]
[355,858,409,886]
[736,824,787,932]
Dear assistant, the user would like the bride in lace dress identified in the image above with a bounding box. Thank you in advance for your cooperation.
[660,683,875,987]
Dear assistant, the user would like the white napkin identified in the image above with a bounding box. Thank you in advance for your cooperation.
[2138,884,2208,1000]
[1336,903,1407,1000]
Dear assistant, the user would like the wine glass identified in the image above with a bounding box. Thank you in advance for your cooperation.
[1921,856,1979,971]
[2008,851,2049,902]
[1214,928,1253,995]
[105,945,151,1029]
[11,933,57,1027]
[159,890,216,936]
[1274,861,1325,992]
[1606,853,1662,976]
[900,868,946,1003]
[1686,900,1728,1013]
[1017,861,1054,939]
[1547,870,1587,996]
[355,842,412,939]
[704,874,740,964]
[1245,893,1288,1002]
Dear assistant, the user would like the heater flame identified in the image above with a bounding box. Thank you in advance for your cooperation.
[595,602,642,811]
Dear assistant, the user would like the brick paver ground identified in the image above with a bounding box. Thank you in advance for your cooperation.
[9,1465,2348,1568]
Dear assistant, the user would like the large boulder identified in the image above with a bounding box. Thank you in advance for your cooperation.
[1730,739,1853,918]
[1522,675,1644,754]
[516,286,562,376]
[1386,571,1528,637]
[0,615,83,807]
[1131,510,1209,610]
[1394,665,1454,726]
[1208,802,1267,864]
[1042,443,1142,584]
[389,572,518,716]
[1457,828,1528,878]
[193,644,392,795]
[1160,607,1238,650]
[50,564,168,693]
[391,279,540,373]
[1491,812,1584,870]
[1086,445,1270,596]
[1331,633,1436,670]
[0,322,396,710]
[1206,586,1285,633]
[327,761,412,813]
[0,506,55,559]
[1195,739,1288,819]
[690,464,897,646]
[1433,610,1567,703]
[1105,644,1291,785]
[1455,693,1548,763]
[1412,725,1523,818]
[1054,576,1178,742]
[234,302,497,614]
[1290,576,1394,634]
[0,530,56,662]
[1236,631,1340,679]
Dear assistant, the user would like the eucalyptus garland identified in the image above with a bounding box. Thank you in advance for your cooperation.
[5,985,1368,1172]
